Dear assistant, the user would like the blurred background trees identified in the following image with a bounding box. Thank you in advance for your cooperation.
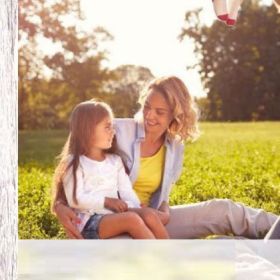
[19,0,280,129]
[19,0,154,129]
[180,1,280,121]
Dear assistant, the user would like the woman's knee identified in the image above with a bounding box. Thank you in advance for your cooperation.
[207,198,235,211]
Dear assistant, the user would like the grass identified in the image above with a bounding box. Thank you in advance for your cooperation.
[19,122,280,239]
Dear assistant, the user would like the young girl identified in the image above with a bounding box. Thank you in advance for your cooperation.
[52,99,169,239]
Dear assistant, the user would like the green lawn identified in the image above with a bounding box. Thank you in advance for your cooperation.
[19,122,280,239]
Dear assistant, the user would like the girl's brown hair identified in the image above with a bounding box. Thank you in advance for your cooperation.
[51,99,118,213]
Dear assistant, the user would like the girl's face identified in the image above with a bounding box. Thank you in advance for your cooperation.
[91,115,115,150]
[143,89,173,137]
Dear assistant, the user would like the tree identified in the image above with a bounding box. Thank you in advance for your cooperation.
[19,0,113,129]
[195,97,210,121]
[106,65,155,117]
[180,1,280,121]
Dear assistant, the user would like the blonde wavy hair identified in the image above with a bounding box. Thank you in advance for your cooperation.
[274,0,280,12]
[135,76,200,142]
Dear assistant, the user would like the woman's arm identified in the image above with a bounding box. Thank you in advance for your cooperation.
[54,201,83,239]
[52,172,83,239]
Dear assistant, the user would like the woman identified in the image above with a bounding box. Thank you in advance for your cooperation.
[52,76,279,239]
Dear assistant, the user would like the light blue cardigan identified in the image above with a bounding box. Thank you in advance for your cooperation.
[113,118,185,209]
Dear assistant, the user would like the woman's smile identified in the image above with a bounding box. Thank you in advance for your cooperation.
[145,120,159,127]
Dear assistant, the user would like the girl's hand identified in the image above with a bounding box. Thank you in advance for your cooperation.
[54,203,84,239]
[140,203,148,208]
[105,197,128,213]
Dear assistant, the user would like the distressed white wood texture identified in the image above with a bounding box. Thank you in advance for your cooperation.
[0,0,18,279]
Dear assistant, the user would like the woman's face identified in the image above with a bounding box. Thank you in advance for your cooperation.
[143,89,173,137]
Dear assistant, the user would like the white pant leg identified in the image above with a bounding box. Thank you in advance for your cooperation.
[264,216,280,240]
[166,199,278,239]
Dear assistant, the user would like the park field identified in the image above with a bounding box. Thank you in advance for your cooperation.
[19,122,280,239]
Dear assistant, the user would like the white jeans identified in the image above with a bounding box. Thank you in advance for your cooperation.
[265,216,280,240]
[109,199,278,239]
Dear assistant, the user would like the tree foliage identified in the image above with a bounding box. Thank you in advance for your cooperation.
[180,1,280,121]
[19,0,114,129]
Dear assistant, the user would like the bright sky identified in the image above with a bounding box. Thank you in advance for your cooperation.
[40,0,274,98]
[80,0,215,98]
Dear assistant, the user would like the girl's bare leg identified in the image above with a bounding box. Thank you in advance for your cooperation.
[129,208,169,239]
[98,212,155,239]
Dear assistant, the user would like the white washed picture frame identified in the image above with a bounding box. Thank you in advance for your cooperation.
[0,0,18,279]
[1,0,280,279]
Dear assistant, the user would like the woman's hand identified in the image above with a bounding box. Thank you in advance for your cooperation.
[158,201,170,214]
[157,201,170,225]
[105,197,128,213]
[156,211,170,225]
[54,203,83,239]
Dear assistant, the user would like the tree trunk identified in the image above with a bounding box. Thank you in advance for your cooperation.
[0,0,17,279]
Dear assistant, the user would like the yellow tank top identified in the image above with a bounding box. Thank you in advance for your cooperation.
[133,145,166,205]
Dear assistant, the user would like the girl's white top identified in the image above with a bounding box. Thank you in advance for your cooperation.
[62,153,141,232]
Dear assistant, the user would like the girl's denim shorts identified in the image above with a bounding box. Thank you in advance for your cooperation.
[81,213,104,239]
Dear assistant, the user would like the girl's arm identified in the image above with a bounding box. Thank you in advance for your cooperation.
[63,166,105,212]
[116,156,141,208]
